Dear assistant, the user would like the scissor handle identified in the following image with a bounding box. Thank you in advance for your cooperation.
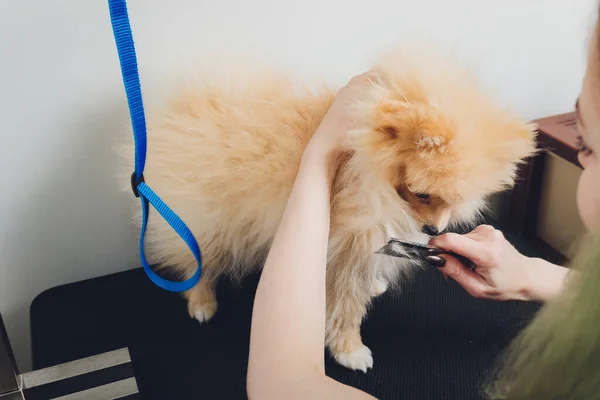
[426,248,477,270]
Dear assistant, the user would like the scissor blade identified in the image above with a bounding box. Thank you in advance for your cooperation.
[375,242,411,259]
[387,238,431,250]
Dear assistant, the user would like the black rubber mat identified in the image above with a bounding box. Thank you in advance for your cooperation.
[30,230,542,399]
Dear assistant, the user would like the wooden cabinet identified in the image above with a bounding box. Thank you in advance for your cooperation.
[503,112,584,265]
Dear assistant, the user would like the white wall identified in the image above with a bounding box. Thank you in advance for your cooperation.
[0,0,596,371]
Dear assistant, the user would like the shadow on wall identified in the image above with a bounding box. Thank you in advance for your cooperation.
[0,97,139,371]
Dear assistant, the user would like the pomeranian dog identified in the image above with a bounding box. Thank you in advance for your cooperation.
[119,46,536,372]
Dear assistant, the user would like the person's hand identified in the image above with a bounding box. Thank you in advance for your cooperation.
[307,72,372,156]
[428,225,569,302]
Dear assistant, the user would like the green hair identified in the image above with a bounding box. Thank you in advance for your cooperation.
[487,230,600,399]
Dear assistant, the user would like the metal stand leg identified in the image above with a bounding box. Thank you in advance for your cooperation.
[0,313,139,399]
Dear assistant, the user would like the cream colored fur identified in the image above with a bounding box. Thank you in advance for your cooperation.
[118,46,537,372]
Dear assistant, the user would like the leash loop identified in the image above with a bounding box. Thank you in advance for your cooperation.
[108,0,202,292]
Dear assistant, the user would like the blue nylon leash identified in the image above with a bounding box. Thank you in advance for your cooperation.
[107,0,202,292]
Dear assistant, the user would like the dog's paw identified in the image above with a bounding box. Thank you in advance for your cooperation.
[188,301,217,324]
[334,344,373,373]
[371,278,388,297]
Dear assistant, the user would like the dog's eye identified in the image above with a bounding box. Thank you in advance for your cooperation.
[415,193,430,200]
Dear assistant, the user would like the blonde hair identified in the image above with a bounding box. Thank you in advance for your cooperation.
[486,6,600,397]
[487,231,600,399]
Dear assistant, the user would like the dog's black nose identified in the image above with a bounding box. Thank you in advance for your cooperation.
[422,224,439,236]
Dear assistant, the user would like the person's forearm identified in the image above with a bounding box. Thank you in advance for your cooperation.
[248,142,339,386]
[250,373,375,400]
[521,258,573,302]
[247,73,376,400]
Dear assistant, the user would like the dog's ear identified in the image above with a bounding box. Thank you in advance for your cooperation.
[374,99,454,156]
[374,99,412,139]
[500,121,538,163]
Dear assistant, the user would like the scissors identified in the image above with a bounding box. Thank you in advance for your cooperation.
[375,238,477,270]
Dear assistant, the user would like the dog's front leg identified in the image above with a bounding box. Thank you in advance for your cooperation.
[325,257,374,372]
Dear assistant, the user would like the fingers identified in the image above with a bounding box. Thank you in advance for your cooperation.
[340,72,372,93]
[465,225,501,244]
[349,72,371,83]
[430,225,516,301]
[469,224,496,235]
[437,256,492,299]
[428,232,486,264]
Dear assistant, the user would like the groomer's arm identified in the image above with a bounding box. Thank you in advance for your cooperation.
[247,74,376,400]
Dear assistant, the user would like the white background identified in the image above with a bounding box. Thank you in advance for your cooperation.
[0,0,596,371]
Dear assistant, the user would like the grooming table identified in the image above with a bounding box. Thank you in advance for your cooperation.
[30,229,542,400]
